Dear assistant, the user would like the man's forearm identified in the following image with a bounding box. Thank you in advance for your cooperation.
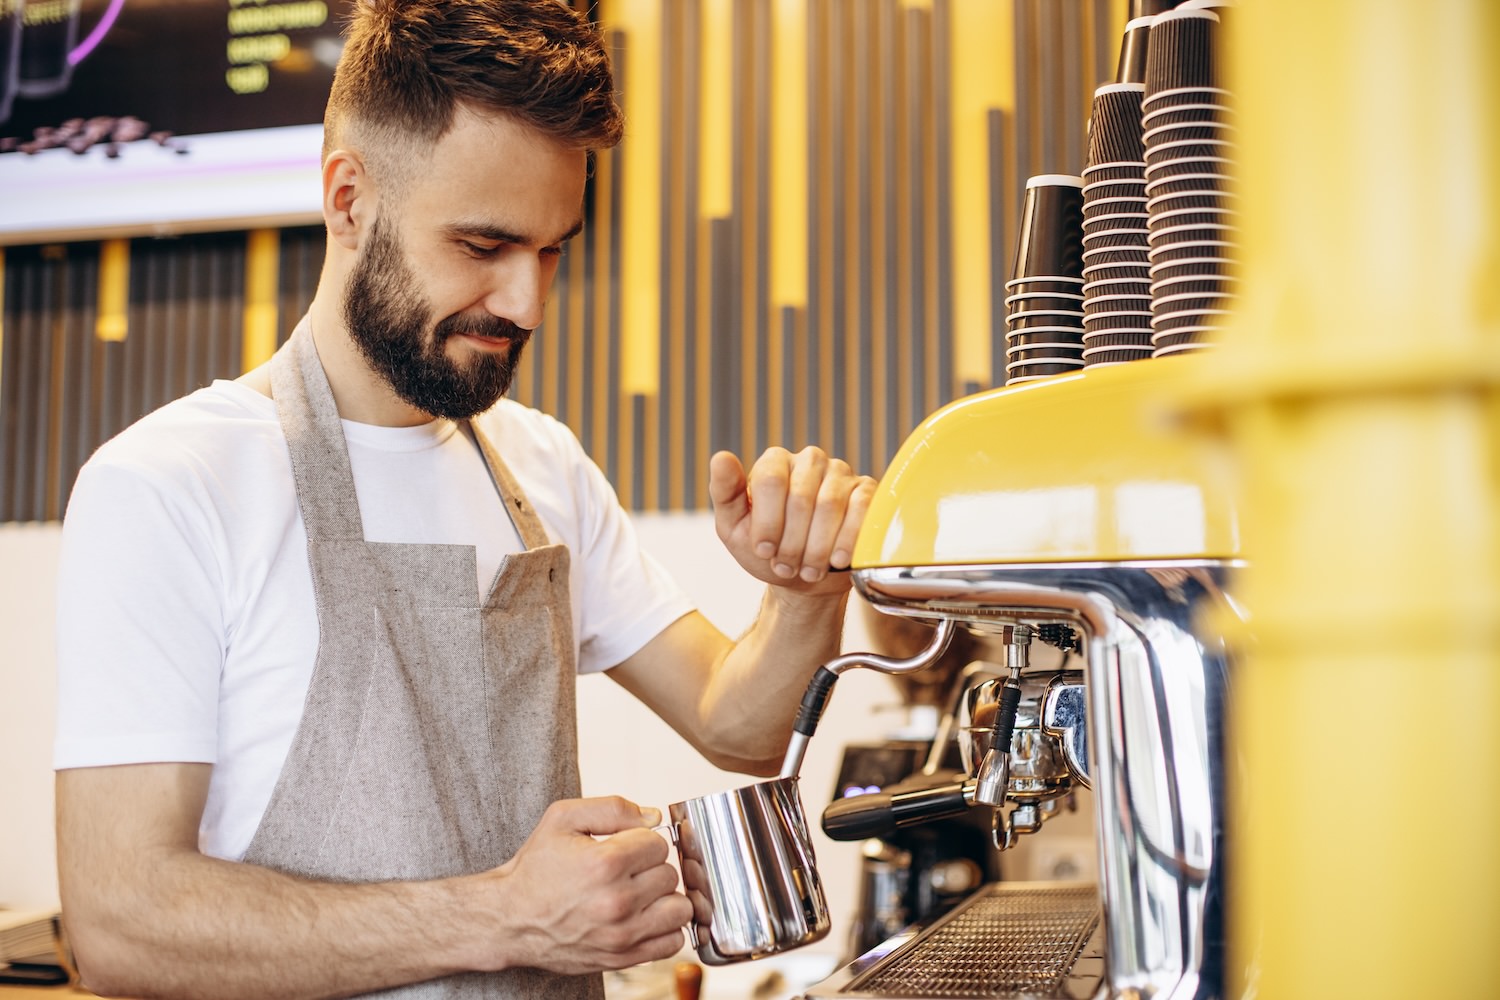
[697,587,851,772]
[69,847,489,1000]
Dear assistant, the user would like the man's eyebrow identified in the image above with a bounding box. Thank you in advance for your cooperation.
[443,218,585,246]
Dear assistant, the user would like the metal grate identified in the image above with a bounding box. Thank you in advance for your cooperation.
[846,884,1101,998]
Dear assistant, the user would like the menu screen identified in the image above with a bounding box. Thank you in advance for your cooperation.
[0,0,356,243]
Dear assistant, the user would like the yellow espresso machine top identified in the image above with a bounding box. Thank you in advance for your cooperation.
[852,354,1240,570]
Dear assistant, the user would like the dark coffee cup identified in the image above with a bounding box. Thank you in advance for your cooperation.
[1012,175,1085,283]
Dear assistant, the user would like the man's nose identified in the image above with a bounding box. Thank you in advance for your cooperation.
[482,255,547,331]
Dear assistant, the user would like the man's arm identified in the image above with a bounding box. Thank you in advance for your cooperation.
[57,764,689,1000]
[607,447,874,774]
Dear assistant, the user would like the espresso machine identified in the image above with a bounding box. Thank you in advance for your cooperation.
[801,353,1242,999]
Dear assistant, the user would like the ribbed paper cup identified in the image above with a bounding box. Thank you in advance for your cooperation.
[1011,175,1085,283]
[1088,84,1147,167]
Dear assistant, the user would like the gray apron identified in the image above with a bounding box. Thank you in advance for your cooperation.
[243,321,602,999]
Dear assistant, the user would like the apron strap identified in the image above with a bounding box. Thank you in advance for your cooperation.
[467,419,553,552]
[270,320,365,540]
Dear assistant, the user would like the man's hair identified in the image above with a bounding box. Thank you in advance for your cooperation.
[325,0,624,187]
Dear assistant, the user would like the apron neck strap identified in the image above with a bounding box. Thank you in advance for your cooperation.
[270,320,365,540]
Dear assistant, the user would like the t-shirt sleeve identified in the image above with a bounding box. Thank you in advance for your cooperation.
[564,438,695,675]
[53,454,224,769]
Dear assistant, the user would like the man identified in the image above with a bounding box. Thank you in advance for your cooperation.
[52,2,873,997]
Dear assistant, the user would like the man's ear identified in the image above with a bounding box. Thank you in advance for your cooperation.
[323,149,375,251]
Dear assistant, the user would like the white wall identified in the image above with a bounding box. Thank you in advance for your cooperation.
[0,515,905,971]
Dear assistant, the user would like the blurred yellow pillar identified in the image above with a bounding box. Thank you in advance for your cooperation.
[1208,2,1500,997]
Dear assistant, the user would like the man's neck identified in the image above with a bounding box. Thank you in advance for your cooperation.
[304,293,436,427]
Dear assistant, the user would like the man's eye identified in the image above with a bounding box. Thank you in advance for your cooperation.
[462,241,499,257]
[541,245,566,258]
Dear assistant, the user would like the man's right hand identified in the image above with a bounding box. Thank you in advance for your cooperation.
[469,795,691,974]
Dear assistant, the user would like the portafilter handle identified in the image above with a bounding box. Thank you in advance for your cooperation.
[778,618,958,779]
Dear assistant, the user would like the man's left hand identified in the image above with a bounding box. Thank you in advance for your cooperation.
[708,447,876,596]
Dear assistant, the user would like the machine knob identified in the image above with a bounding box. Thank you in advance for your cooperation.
[674,961,703,1000]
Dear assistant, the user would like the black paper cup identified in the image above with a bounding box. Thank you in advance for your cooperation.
[1083,249,1153,268]
[1011,175,1085,283]
[1144,7,1222,95]
[1142,86,1233,113]
[1146,174,1233,196]
[1089,83,1147,166]
[1143,122,1236,147]
[1152,309,1233,331]
[1005,276,1085,293]
[1150,274,1237,295]
[1002,328,1086,347]
[1007,345,1086,363]
[1148,210,1237,234]
[1146,190,1235,213]
[1082,180,1149,202]
[1085,348,1155,366]
[1150,259,1234,280]
[1083,195,1149,218]
[1115,15,1154,84]
[1144,159,1235,183]
[1008,306,1086,324]
[1005,291,1086,312]
[1141,102,1233,127]
[1082,162,1149,184]
[1006,360,1084,380]
[1085,311,1154,329]
[1084,331,1155,348]
[1083,276,1153,293]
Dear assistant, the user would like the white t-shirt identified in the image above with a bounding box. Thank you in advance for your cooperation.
[54,379,694,861]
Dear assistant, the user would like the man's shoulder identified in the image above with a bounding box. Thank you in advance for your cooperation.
[86,380,284,484]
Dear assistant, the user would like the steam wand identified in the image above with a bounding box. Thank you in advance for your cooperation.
[778,617,958,780]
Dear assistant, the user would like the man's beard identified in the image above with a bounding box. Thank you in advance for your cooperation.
[342,219,530,420]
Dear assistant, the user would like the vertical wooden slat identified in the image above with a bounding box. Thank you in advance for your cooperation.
[606,33,627,491]
[933,0,955,403]
[680,0,702,507]
[750,0,771,461]
[828,0,848,458]
[988,107,1010,387]
[879,0,901,469]
[659,0,682,508]
[806,0,826,451]
[906,6,930,428]
[727,0,746,464]
[1060,0,1085,173]
[851,0,873,474]
[243,229,280,373]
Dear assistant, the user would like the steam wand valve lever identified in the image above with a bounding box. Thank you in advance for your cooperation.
[972,624,1031,808]
[778,618,958,779]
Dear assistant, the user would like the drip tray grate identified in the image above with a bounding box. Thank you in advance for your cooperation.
[807,882,1104,999]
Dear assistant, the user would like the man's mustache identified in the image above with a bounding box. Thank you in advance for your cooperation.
[434,314,531,346]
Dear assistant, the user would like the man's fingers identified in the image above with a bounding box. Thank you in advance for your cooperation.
[708,450,752,539]
[543,795,658,836]
[760,448,825,577]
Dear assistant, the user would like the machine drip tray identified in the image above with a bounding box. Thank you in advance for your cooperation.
[802,881,1105,999]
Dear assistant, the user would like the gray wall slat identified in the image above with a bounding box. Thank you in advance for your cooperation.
[709,217,734,457]
[682,0,701,506]
[829,0,847,457]
[906,7,929,426]
[606,30,627,488]
[989,108,1009,387]
[1014,0,1036,183]
[853,0,873,475]
[880,0,900,464]
[804,0,823,450]
[933,0,954,405]
[752,0,771,460]
[657,0,677,508]
[1061,0,1085,174]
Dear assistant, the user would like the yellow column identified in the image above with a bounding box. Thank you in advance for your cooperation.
[769,0,807,312]
[948,0,1014,390]
[96,240,130,343]
[1206,3,1500,997]
[609,0,663,399]
[242,229,280,371]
